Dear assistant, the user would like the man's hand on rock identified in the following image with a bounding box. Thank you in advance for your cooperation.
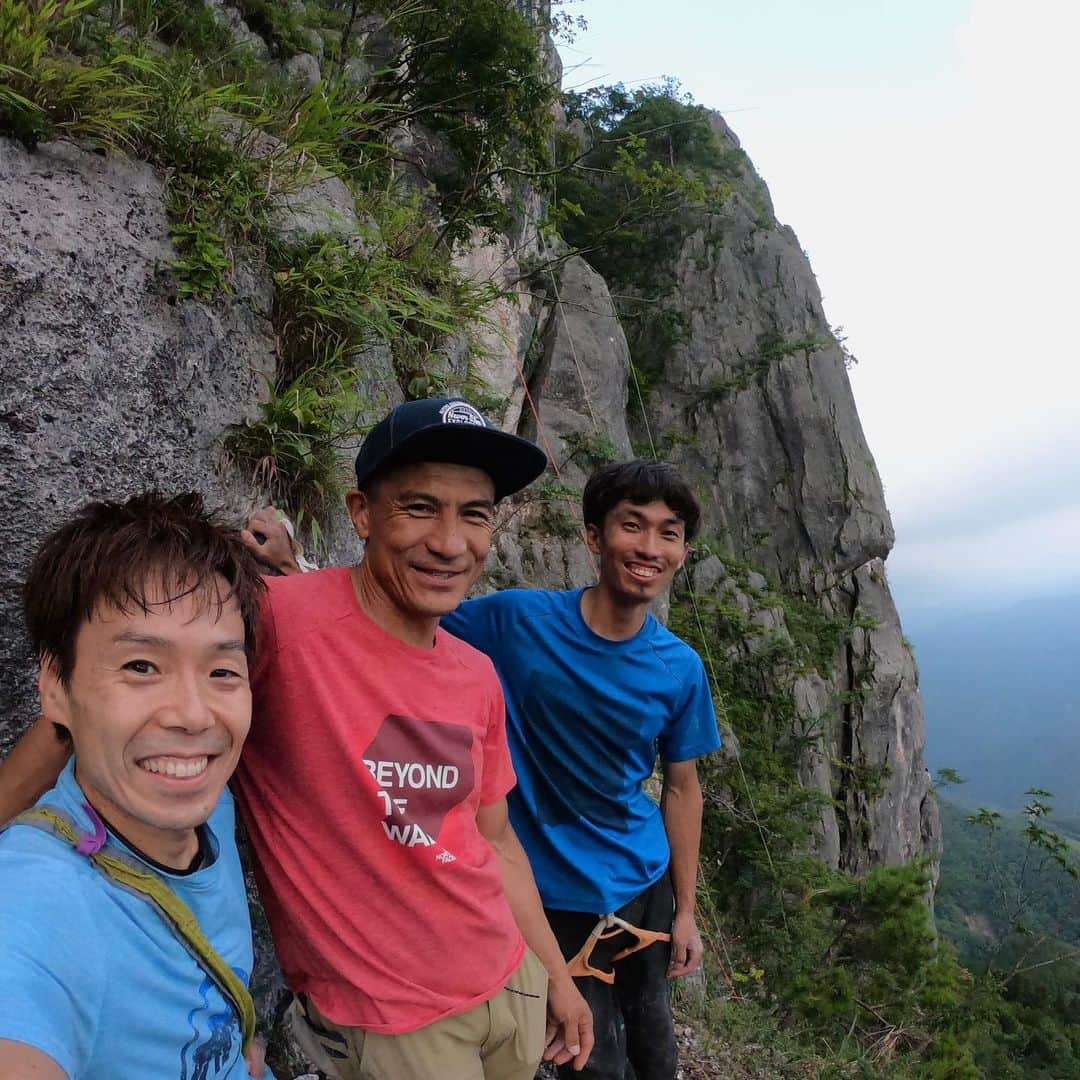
[667,909,703,978]
[241,507,302,575]
[542,971,594,1071]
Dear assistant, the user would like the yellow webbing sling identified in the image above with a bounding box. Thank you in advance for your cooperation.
[9,805,256,1055]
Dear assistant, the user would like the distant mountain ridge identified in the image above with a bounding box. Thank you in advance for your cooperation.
[908,593,1080,819]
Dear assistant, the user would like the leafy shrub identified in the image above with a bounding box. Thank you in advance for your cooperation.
[223,355,371,547]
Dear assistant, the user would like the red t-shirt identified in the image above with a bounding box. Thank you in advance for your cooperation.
[232,568,525,1033]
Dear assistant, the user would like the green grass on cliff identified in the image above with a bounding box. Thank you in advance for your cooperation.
[0,0,556,542]
[666,552,1080,1076]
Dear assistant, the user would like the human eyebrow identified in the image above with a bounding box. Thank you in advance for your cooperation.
[112,633,247,654]
[112,631,171,648]
[462,498,496,513]
[395,489,439,505]
[214,640,248,655]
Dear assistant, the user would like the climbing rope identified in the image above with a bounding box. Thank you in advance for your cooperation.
[509,326,599,577]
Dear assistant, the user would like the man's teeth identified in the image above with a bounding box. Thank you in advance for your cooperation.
[139,756,209,778]
[627,565,660,579]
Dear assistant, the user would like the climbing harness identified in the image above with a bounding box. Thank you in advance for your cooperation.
[5,803,257,1054]
[566,913,672,984]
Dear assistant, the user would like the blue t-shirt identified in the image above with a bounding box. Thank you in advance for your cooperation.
[0,760,268,1080]
[443,587,720,912]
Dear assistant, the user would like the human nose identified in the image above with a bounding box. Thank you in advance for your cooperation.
[426,513,468,558]
[634,529,662,559]
[160,672,215,733]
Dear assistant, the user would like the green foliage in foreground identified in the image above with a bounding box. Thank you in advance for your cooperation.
[668,570,981,1076]
[935,794,1080,1077]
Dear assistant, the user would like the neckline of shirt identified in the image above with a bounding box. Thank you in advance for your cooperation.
[336,566,456,663]
[57,761,221,884]
[569,586,656,649]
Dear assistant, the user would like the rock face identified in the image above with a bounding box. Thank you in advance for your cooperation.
[631,153,937,874]
[0,138,275,754]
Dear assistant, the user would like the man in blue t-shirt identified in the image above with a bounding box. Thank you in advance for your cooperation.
[0,493,270,1080]
[443,460,720,1080]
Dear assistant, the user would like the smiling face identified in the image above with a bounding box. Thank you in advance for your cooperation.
[38,576,251,868]
[347,461,496,647]
[587,498,690,607]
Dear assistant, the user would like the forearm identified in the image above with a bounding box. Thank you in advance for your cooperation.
[493,826,571,979]
[661,770,704,912]
[0,717,72,824]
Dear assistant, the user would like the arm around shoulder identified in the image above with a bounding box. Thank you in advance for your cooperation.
[0,717,71,824]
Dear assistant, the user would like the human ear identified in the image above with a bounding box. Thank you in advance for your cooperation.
[345,489,372,541]
[38,661,73,731]
[675,542,690,570]
[584,522,602,557]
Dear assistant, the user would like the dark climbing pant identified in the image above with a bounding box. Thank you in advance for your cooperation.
[546,875,677,1080]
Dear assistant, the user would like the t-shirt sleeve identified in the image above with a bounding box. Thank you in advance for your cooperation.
[478,673,517,806]
[658,654,722,762]
[245,587,281,757]
[0,857,103,1076]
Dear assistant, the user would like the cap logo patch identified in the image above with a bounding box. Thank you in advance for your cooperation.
[439,401,487,427]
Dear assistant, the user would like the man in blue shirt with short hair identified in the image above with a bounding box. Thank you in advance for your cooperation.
[444,459,720,1080]
[0,493,271,1080]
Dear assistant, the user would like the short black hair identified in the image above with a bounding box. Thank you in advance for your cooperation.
[582,460,702,541]
[24,491,266,685]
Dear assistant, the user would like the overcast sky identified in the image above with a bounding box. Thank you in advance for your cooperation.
[568,0,1080,617]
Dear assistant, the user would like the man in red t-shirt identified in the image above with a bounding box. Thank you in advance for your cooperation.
[237,398,593,1078]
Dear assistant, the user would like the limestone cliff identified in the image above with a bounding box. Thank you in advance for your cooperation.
[0,1,939,1067]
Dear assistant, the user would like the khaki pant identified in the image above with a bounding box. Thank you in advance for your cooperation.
[286,949,548,1080]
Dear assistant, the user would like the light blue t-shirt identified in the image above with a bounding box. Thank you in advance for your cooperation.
[443,587,720,913]
[0,760,268,1080]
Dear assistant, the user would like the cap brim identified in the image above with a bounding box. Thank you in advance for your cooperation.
[368,425,548,502]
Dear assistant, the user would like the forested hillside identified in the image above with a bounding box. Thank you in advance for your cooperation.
[936,795,1080,1077]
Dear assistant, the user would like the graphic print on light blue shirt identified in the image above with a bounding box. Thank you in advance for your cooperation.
[443,587,720,912]
[0,759,267,1080]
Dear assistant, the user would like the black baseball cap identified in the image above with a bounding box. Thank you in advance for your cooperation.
[354,398,548,502]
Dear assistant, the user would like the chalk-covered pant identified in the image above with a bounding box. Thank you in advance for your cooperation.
[546,875,677,1080]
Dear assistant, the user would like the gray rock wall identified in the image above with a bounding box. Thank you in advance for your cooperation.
[650,191,937,871]
[0,138,275,752]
